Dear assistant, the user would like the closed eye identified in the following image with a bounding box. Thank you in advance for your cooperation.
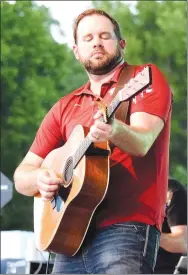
[83,32,112,42]
[100,32,111,39]
[83,35,93,42]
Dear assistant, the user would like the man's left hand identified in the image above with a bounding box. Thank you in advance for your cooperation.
[89,110,115,142]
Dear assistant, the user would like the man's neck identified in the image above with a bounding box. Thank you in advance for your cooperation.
[88,59,124,96]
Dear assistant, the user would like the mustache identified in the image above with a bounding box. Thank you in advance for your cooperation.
[91,48,106,57]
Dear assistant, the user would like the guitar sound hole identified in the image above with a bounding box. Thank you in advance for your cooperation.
[51,184,72,212]
[63,157,73,185]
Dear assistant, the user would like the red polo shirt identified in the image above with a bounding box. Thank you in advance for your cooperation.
[30,62,172,231]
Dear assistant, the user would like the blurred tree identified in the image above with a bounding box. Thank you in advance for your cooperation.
[93,0,187,185]
[1,0,86,230]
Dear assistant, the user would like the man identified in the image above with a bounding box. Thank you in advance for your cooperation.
[14,9,172,274]
[154,178,187,274]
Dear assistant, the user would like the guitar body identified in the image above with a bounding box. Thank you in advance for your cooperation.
[34,125,110,256]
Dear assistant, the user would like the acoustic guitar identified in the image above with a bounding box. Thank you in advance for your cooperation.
[34,66,151,256]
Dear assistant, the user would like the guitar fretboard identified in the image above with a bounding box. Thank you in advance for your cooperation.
[72,95,121,168]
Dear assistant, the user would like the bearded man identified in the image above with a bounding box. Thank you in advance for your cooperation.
[14,9,172,274]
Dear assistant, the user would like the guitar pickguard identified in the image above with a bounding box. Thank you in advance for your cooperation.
[51,184,72,212]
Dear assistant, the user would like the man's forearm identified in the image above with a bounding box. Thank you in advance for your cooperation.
[160,232,187,253]
[110,119,155,156]
[14,164,40,196]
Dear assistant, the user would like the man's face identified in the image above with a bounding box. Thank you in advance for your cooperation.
[73,15,125,75]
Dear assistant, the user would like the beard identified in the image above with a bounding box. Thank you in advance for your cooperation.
[79,45,123,75]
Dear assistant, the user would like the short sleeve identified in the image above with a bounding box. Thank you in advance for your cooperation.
[130,64,173,123]
[29,101,63,158]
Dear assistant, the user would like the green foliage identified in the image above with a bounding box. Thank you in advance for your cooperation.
[1,0,86,230]
[93,0,187,185]
[1,1,87,175]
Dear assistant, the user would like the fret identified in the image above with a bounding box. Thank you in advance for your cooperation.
[73,136,92,168]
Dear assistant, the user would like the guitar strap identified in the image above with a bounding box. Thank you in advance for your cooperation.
[111,64,138,122]
[95,64,138,123]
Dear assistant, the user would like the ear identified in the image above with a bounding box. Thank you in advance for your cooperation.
[119,39,126,49]
[73,45,79,60]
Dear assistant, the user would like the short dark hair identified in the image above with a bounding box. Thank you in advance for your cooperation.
[73,8,123,44]
[168,178,187,193]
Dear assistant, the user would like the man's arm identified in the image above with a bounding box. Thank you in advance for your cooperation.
[14,100,65,198]
[89,64,172,154]
[14,151,62,199]
[89,111,164,156]
[14,152,44,196]
[160,225,187,254]
[110,112,164,156]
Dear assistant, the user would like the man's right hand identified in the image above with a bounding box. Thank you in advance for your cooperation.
[36,168,63,201]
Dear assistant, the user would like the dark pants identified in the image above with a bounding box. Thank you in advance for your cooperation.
[52,221,160,274]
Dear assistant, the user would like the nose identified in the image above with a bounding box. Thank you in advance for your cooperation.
[92,35,103,48]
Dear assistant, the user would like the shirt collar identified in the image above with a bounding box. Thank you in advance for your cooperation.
[74,61,128,96]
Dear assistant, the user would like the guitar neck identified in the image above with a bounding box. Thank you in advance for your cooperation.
[73,95,121,168]
[73,135,91,168]
[104,95,121,122]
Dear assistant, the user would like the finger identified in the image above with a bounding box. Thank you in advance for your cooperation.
[88,131,100,142]
[88,129,109,142]
[90,123,112,138]
[40,190,55,201]
[39,171,62,185]
[40,176,60,185]
[48,172,63,185]
[38,182,60,192]
[91,128,107,138]
[93,110,103,119]
[94,120,112,132]
[48,169,63,181]
[88,133,99,142]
